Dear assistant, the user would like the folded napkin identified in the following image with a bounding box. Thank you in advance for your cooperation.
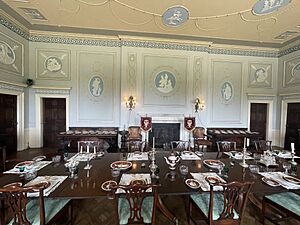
[25,176,68,197]
[223,151,253,160]
[3,161,52,175]
[259,172,300,190]
[180,151,201,160]
[190,172,226,192]
[68,153,96,162]
[117,173,151,193]
[273,151,300,159]
[127,152,149,161]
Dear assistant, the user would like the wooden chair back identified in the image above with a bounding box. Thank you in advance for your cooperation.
[127,140,146,152]
[208,181,253,225]
[170,140,189,151]
[216,141,236,152]
[254,140,272,153]
[128,126,142,141]
[193,127,212,151]
[0,181,49,225]
[110,183,160,225]
[193,127,206,139]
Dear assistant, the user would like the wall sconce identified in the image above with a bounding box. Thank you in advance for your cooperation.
[125,96,136,110]
[195,98,205,112]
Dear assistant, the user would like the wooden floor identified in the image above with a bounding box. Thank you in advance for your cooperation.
[5,148,300,225]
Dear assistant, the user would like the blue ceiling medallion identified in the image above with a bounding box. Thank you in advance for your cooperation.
[162,6,189,27]
[252,0,290,15]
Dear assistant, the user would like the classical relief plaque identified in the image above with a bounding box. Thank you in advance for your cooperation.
[249,63,272,88]
[88,75,104,97]
[284,57,300,87]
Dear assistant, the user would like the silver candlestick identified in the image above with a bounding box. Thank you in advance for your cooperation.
[239,147,249,168]
[291,152,298,165]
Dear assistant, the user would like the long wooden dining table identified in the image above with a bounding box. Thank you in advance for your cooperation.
[0,151,300,224]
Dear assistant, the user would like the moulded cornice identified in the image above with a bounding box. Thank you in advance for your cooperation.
[31,85,72,90]
[0,80,27,88]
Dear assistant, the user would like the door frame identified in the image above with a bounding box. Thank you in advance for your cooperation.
[280,99,300,147]
[248,99,273,142]
[35,93,69,147]
[0,83,25,151]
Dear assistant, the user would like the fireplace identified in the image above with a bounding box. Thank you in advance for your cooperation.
[149,123,180,148]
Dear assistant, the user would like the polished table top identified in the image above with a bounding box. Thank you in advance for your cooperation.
[0,152,299,199]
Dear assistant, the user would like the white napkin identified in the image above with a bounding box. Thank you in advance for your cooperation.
[274,151,300,159]
[117,173,151,193]
[190,172,226,191]
[25,176,68,197]
[3,161,52,175]
[223,151,253,160]
[68,153,95,162]
[127,152,149,161]
[180,151,201,160]
[259,172,300,190]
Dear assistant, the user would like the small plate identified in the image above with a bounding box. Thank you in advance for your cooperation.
[282,175,300,185]
[203,160,225,168]
[130,179,146,185]
[262,177,280,187]
[185,179,200,189]
[14,161,33,169]
[206,176,225,184]
[110,161,132,170]
[32,155,46,162]
[101,180,117,191]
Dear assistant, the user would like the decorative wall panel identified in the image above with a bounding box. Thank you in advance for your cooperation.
[193,57,202,98]
[0,32,24,76]
[36,49,70,80]
[283,56,300,87]
[211,61,243,123]
[127,53,137,94]
[77,51,116,122]
[248,63,272,88]
[143,54,187,106]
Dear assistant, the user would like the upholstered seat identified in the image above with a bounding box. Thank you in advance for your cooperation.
[9,198,70,225]
[190,193,239,221]
[119,197,153,224]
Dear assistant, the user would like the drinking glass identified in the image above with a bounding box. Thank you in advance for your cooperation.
[217,163,225,175]
[291,164,297,176]
[282,162,291,174]
[253,153,261,164]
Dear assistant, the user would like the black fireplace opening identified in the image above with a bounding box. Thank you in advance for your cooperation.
[149,123,180,148]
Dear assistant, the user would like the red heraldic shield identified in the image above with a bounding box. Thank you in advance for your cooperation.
[184,117,195,132]
[140,117,152,132]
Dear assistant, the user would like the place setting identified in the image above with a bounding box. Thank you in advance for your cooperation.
[259,171,300,189]
[189,172,227,191]
[127,151,149,161]
[223,151,253,160]
[180,151,202,160]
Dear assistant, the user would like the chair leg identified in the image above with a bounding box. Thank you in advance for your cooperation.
[69,200,73,225]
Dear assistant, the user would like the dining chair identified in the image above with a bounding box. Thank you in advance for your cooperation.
[0,181,72,225]
[127,140,146,152]
[127,126,142,141]
[0,146,6,172]
[216,141,236,152]
[170,140,190,152]
[193,127,212,151]
[254,140,272,153]
[188,181,253,225]
[110,183,160,225]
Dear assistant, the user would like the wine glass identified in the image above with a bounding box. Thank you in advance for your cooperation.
[253,153,261,164]
[217,163,225,175]
[282,162,291,174]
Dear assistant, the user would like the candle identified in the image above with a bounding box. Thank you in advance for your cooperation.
[80,146,83,153]
[246,138,250,147]
[243,138,246,149]
[153,137,155,148]
[94,146,96,154]
[87,145,89,153]
[291,142,295,153]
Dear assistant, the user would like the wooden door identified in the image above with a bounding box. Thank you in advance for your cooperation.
[0,94,17,155]
[250,103,268,140]
[43,98,66,148]
[284,103,300,152]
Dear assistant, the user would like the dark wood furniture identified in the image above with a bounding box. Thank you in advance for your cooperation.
[207,128,262,149]
[254,140,272,153]
[193,127,212,151]
[0,181,72,225]
[189,181,253,225]
[216,141,237,152]
[57,127,118,152]
[110,183,160,225]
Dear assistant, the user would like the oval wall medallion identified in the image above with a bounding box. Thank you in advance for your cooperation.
[0,41,15,65]
[45,56,62,72]
[162,6,189,27]
[154,70,176,94]
[255,68,268,82]
[252,0,290,15]
[292,62,300,78]
[88,75,104,97]
[221,82,233,103]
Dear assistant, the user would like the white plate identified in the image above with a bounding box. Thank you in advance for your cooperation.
[203,160,225,168]
[262,177,280,187]
[110,161,132,170]
[282,175,300,185]
[185,179,200,189]
[101,180,117,191]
